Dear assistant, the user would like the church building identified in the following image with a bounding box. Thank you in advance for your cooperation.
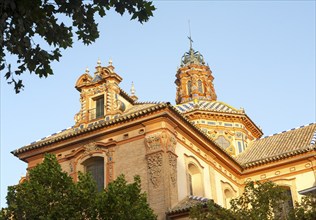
[12,44,316,219]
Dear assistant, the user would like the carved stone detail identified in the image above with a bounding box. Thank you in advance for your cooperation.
[82,142,101,155]
[145,133,162,152]
[69,160,74,173]
[107,161,114,182]
[168,153,177,186]
[147,152,163,188]
[81,84,107,96]
[166,135,177,153]
[145,131,177,153]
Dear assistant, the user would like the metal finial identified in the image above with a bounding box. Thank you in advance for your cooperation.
[130,81,136,95]
[85,67,89,73]
[188,20,193,50]
[97,58,101,66]
[109,58,113,66]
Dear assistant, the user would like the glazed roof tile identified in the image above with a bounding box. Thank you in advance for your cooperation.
[236,123,316,167]
[166,196,209,215]
[175,100,241,114]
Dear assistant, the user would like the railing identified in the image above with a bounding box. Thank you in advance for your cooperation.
[88,107,105,120]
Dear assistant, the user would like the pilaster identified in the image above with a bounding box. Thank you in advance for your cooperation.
[145,131,178,219]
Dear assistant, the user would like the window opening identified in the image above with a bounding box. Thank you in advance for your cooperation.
[189,174,193,196]
[274,187,294,219]
[84,157,104,191]
[95,96,104,119]
[198,80,203,93]
[187,81,192,95]
[238,142,243,153]
[224,189,234,208]
[188,163,203,196]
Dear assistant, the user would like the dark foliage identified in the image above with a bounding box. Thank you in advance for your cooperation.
[0,0,155,93]
[0,154,156,220]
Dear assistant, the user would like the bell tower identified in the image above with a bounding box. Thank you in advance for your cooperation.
[175,39,217,104]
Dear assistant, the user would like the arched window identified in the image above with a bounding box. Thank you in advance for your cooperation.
[83,157,104,191]
[221,181,237,208]
[224,189,234,208]
[187,81,192,95]
[274,186,294,219]
[198,80,203,93]
[188,163,203,196]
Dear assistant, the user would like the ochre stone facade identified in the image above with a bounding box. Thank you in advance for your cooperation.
[12,45,316,219]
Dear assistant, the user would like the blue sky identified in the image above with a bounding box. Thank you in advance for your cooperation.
[1,1,315,207]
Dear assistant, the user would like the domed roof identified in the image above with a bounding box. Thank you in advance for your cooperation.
[175,100,241,114]
[180,47,205,67]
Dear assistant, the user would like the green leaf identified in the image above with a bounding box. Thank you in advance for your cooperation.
[3,0,155,93]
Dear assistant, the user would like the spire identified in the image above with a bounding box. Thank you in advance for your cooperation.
[188,20,193,51]
[180,24,205,67]
[130,81,138,101]
[96,58,102,74]
[130,81,136,95]
[107,58,115,72]
[93,58,103,82]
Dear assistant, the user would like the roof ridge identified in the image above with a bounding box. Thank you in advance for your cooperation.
[260,122,316,140]
[310,128,316,145]
[29,126,74,145]
[214,100,240,111]
[134,101,167,105]
[119,88,135,103]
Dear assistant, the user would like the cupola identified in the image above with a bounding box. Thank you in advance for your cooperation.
[175,41,217,104]
[175,40,263,157]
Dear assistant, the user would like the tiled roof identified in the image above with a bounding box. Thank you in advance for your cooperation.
[166,196,209,215]
[236,123,316,167]
[12,101,242,169]
[11,102,167,156]
[123,102,158,114]
[119,88,136,104]
[175,100,241,114]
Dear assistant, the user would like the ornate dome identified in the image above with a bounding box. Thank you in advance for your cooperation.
[180,47,205,67]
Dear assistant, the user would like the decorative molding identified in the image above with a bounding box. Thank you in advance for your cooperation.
[145,131,177,153]
[107,161,114,183]
[69,160,74,173]
[82,83,107,96]
[305,163,311,168]
[147,152,163,188]
[184,153,205,169]
[179,133,238,183]
[82,142,101,156]
[168,153,178,186]
[220,180,237,193]
[145,133,161,152]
